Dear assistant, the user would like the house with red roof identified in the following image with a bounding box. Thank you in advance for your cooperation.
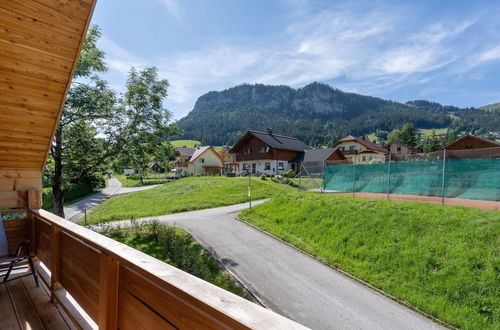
[332,135,388,164]
[174,146,223,176]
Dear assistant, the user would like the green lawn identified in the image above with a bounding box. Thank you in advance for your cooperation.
[171,139,201,148]
[115,174,170,187]
[102,222,245,297]
[240,193,500,329]
[418,127,449,137]
[87,177,282,223]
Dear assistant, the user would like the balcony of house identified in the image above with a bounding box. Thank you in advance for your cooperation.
[235,152,273,162]
[1,192,304,330]
[174,161,189,167]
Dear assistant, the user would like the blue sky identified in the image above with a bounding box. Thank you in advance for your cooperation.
[91,0,500,119]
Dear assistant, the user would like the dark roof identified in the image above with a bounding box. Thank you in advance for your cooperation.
[334,135,387,153]
[176,147,195,157]
[442,135,500,150]
[232,130,310,152]
[292,148,343,163]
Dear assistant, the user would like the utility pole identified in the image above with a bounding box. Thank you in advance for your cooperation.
[248,170,252,208]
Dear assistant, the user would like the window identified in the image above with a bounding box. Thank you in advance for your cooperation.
[199,158,205,163]
[278,162,284,170]
[265,162,271,170]
[349,145,358,151]
[368,156,373,161]
[244,148,251,154]
[259,146,267,153]
[396,147,401,153]
[362,156,366,162]
[339,146,345,151]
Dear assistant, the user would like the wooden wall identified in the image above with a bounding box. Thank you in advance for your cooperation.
[0,170,42,208]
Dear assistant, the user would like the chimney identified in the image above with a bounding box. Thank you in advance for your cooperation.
[267,127,273,135]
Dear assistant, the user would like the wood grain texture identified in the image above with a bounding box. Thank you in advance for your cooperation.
[0,0,97,171]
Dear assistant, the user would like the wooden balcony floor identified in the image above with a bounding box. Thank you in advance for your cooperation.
[1,267,75,330]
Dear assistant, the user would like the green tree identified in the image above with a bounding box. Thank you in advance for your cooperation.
[116,67,178,184]
[46,25,119,217]
[399,123,417,146]
[387,129,401,143]
[424,130,442,152]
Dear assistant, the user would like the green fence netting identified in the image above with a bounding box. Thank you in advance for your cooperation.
[324,158,500,201]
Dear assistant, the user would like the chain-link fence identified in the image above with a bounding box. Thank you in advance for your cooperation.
[324,147,500,202]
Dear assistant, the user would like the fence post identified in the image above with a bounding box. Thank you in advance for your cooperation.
[386,153,391,200]
[352,157,356,197]
[440,149,447,205]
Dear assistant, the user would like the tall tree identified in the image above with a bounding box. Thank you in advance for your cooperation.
[116,67,177,184]
[46,26,118,217]
[424,130,442,152]
[399,123,418,146]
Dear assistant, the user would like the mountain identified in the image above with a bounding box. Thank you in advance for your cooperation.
[479,103,500,112]
[176,82,500,146]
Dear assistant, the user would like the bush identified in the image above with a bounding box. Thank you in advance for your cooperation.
[282,169,295,178]
[260,174,267,180]
[42,179,95,210]
[196,173,201,177]
[102,222,245,297]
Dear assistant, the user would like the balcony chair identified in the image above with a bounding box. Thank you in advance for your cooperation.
[0,218,39,286]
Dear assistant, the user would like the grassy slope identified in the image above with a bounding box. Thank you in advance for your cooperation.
[114,174,169,187]
[240,193,500,329]
[103,223,244,297]
[171,139,201,148]
[87,177,281,223]
[418,127,449,137]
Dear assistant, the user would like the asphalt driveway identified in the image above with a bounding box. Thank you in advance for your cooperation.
[93,201,443,330]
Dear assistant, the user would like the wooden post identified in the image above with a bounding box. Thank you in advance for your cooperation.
[50,226,62,302]
[27,190,41,255]
[99,254,119,329]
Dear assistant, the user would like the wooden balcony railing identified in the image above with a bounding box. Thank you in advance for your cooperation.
[174,161,188,167]
[235,152,273,162]
[2,191,305,329]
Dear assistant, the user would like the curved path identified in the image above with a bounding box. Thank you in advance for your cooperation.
[93,202,443,330]
[64,177,161,222]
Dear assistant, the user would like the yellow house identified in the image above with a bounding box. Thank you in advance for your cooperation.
[332,135,388,164]
[174,146,223,176]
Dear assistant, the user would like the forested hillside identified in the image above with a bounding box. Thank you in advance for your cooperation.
[177,83,499,146]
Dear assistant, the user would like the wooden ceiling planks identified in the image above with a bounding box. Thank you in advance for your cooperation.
[0,0,97,171]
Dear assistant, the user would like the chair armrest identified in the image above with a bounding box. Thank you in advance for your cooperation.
[15,241,31,257]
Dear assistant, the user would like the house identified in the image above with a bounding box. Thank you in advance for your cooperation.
[230,130,310,175]
[291,148,346,173]
[384,141,421,161]
[219,147,239,175]
[442,135,500,150]
[332,135,388,164]
[174,146,223,176]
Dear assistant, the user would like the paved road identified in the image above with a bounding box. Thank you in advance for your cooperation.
[64,177,161,222]
[93,202,443,330]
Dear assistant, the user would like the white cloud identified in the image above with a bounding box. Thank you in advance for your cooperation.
[159,0,182,21]
[99,2,499,118]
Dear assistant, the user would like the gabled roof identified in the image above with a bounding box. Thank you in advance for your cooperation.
[176,147,196,157]
[442,135,500,150]
[230,130,310,153]
[189,146,223,162]
[292,148,345,163]
[333,135,387,153]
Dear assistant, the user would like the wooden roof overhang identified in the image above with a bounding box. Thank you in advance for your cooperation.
[0,0,96,171]
[0,0,97,208]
